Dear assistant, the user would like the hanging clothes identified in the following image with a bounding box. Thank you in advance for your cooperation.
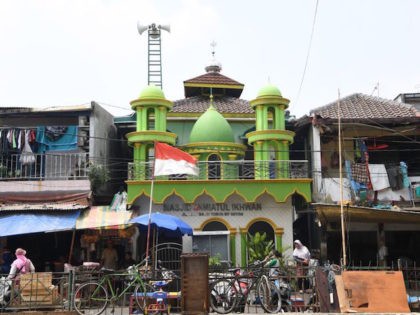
[36,126,78,153]
[356,139,368,163]
[351,163,370,184]
[400,161,410,188]
[368,164,390,191]
[19,130,36,165]
[386,166,403,191]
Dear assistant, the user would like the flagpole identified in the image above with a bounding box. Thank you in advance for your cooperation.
[145,144,156,268]
[338,89,347,268]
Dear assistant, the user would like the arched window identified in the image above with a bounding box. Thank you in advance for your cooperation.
[203,221,228,231]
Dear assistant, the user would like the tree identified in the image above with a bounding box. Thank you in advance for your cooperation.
[88,163,110,193]
[247,232,274,263]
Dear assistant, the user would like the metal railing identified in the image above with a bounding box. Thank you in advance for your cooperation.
[128,160,309,181]
[0,152,89,180]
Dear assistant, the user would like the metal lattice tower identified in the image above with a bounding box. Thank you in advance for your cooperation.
[148,28,162,88]
[137,23,170,89]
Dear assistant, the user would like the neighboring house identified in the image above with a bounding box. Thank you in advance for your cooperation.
[115,59,312,266]
[294,93,420,266]
[0,102,117,268]
[394,92,420,112]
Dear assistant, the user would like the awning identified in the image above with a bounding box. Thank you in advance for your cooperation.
[0,211,80,237]
[76,206,133,230]
[314,203,420,225]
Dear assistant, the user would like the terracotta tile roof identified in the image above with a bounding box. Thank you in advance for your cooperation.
[310,93,418,120]
[172,96,253,114]
[184,72,244,86]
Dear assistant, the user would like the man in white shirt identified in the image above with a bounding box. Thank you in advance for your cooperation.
[101,241,118,270]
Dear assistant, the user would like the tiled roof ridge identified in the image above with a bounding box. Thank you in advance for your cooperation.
[310,93,417,119]
[172,95,253,114]
[184,72,244,86]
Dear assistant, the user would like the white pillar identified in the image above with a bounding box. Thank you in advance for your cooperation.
[311,124,322,200]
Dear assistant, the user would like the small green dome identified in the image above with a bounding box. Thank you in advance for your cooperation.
[257,84,282,97]
[139,85,165,99]
[190,107,234,143]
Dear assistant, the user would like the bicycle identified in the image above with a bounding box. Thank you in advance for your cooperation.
[209,261,282,314]
[73,263,154,315]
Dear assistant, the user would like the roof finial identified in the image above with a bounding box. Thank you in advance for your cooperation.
[210,41,217,58]
[209,88,215,109]
[205,41,222,73]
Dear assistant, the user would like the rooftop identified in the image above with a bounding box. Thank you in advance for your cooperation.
[310,93,418,120]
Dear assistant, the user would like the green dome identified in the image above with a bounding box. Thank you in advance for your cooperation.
[257,84,282,97]
[190,107,234,143]
[139,85,165,99]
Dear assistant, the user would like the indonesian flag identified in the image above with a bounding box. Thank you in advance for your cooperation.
[154,142,199,176]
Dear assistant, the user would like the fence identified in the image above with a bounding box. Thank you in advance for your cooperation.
[1,261,419,313]
[128,159,309,181]
[0,152,89,180]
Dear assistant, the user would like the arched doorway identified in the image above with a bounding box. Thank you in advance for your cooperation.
[247,221,275,263]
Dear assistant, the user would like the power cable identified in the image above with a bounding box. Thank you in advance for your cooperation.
[295,0,320,107]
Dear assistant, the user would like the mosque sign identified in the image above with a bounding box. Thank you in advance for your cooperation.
[162,202,262,217]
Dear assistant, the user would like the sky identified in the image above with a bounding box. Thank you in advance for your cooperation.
[1,0,420,118]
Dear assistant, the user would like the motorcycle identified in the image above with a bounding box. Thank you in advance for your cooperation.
[274,272,293,312]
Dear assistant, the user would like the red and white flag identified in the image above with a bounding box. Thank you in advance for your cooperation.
[154,142,199,176]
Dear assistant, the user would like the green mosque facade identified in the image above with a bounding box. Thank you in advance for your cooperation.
[118,60,311,266]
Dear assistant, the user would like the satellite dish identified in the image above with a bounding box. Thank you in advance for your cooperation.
[137,21,149,35]
[160,24,171,33]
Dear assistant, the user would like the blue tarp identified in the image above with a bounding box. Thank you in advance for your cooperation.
[0,211,80,237]
[129,212,193,236]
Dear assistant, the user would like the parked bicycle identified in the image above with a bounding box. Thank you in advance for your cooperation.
[209,261,282,314]
[73,262,154,315]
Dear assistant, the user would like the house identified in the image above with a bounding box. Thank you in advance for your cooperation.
[115,58,312,266]
[294,93,420,266]
[0,102,118,269]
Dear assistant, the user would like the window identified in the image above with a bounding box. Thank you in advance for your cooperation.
[192,231,230,261]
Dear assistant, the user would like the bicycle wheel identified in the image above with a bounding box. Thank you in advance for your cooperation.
[257,276,281,313]
[73,282,108,315]
[134,282,155,314]
[209,279,238,314]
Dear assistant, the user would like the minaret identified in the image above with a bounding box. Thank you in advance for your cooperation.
[246,84,295,179]
[126,85,176,179]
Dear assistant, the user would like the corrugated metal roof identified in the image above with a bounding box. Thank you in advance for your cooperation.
[0,201,89,212]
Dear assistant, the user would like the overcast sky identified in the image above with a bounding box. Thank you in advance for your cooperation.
[1,0,419,118]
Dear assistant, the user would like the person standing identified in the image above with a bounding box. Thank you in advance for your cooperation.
[101,241,118,270]
[8,248,35,284]
[293,240,311,291]
[263,249,283,277]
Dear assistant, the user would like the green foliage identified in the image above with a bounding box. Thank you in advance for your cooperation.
[209,253,222,267]
[88,163,110,192]
[247,232,274,263]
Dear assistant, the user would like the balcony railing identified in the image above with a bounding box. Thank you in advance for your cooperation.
[0,152,89,180]
[128,160,309,181]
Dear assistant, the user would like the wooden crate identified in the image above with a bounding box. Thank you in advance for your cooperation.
[19,272,54,305]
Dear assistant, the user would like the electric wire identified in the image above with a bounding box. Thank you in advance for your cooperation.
[295,0,320,107]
